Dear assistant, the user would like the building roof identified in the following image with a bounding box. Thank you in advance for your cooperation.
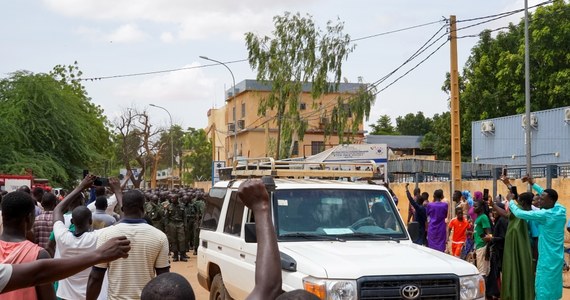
[365,135,423,149]
[225,79,366,98]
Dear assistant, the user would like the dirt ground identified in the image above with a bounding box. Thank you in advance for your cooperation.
[173,253,570,300]
[170,254,210,299]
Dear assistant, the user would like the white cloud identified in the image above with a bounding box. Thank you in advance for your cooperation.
[74,23,147,43]
[110,62,218,128]
[43,0,315,41]
[107,24,148,43]
[160,32,174,43]
[115,62,213,101]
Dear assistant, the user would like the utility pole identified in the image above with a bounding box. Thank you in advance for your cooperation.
[449,15,462,194]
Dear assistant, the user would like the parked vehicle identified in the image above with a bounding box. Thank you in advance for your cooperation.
[197,158,484,300]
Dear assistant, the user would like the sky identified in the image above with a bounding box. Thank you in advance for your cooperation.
[0,0,546,132]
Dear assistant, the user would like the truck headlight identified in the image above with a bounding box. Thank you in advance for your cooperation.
[459,275,485,300]
[303,277,357,300]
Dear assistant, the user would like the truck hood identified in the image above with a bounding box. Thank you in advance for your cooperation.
[281,241,478,279]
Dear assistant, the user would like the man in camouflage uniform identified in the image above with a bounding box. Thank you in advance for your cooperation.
[165,194,187,262]
[144,194,164,232]
[192,192,205,255]
[181,195,195,257]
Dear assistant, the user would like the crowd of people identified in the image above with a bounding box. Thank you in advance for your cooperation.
[405,176,567,300]
[0,174,206,300]
[0,174,319,300]
[0,169,568,300]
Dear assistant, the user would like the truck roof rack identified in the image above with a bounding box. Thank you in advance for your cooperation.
[231,157,379,179]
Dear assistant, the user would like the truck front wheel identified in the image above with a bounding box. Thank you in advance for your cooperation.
[210,273,231,300]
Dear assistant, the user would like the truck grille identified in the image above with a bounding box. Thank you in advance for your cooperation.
[358,274,459,300]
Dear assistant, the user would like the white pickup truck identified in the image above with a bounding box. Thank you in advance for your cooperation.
[197,177,484,300]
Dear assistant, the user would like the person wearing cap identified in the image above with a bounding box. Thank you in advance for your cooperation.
[508,176,567,300]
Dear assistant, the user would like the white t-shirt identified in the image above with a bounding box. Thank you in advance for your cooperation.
[87,194,118,215]
[0,264,12,293]
[53,221,99,300]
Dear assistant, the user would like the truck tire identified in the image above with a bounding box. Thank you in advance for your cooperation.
[210,273,231,300]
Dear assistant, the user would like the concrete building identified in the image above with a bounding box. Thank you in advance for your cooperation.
[206,79,367,164]
[206,107,227,162]
[472,106,570,166]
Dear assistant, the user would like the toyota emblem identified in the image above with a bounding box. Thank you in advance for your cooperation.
[400,285,420,299]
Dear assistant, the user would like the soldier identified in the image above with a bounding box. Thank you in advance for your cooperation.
[144,195,164,232]
[181,195,195,258]
[165,193,187,262]
[192,192,205,255]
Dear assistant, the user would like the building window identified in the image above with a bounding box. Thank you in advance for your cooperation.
[241,103,246,118]
[232,107,236,121]
[292,141,299,156]
[300,103,306,110]
[311,141,324,155]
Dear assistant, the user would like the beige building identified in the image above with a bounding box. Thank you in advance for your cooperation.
[206,80,368,164]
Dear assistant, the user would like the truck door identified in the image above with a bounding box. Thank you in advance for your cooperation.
[219,191,254,299]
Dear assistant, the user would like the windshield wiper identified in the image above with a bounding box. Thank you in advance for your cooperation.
[339,232,400,243]
[279,232,346,242]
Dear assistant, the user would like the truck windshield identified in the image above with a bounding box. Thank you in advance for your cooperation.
[274,189,406,241]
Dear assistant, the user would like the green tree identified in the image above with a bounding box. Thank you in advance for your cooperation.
[245,12,375,158]
[421,112,451,160]
[0,63,111,187]
[369,115,398,135]
[183,128,212,183]
[157,125,185,171]
[442,0,570,159]
[395,112,433,136]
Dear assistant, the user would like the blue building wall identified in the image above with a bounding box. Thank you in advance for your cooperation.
[472,106,570,167]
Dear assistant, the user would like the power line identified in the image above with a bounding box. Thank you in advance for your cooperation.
[454,0,553,34]
[350,18,446,42]
[457,26,511,39]
[374,39,449,96]
[80,59,248,81]
[368,26,448,90]
[80,19,447,82]
[456,0,553,23]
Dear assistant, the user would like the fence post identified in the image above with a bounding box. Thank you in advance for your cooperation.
[492,167,502,200]
[546,164,558,189]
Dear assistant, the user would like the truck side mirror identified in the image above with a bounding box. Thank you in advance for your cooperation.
[244,223,257,243]
[407,221,419,242]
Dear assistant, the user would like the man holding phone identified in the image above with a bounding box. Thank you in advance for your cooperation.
[473,200,492,276]
[508,175,566,300]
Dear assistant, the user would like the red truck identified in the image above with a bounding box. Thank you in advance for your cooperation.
[0,174,51,192]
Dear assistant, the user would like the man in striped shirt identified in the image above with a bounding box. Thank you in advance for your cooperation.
[86,190,170,300]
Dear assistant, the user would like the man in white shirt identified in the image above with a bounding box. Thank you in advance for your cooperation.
[54,175,123,300]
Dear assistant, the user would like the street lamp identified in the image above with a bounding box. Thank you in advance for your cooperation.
[524,0,532,191]
[199,56,238,164]
[150,104,175,189]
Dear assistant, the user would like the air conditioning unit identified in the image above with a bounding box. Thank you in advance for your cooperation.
[227,123,235,133]
[521,114,538,129]
[564,108,570,124]
[237,120,245,130]
[480,121,495,135]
